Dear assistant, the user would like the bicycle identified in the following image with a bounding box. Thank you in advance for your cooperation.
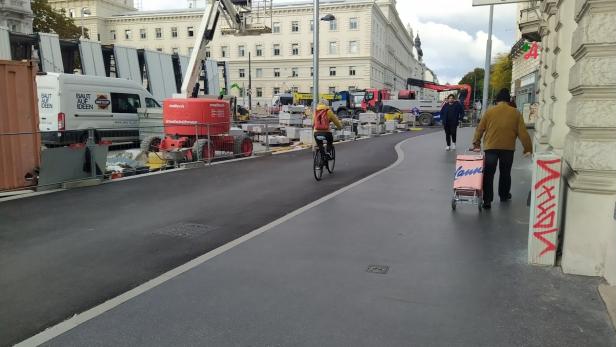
[313,135,336,181]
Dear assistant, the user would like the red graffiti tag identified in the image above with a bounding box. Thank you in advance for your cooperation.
[532,159,561,257]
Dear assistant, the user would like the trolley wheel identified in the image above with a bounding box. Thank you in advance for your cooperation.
[140,136,162,153]
[233,134,253,157]
[451,198,457,210]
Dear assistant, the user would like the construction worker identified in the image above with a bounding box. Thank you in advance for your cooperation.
[313,100,342,158]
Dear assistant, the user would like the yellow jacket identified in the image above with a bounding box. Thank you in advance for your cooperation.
[473,102,532,153]
[313,104,343,133]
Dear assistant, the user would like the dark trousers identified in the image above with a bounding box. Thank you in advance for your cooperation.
[483,150,515,203]
[444,126,457,146]
[314,132,334,156]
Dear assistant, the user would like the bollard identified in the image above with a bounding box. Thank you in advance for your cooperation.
[265,120,270,152]
[207,124,212,165]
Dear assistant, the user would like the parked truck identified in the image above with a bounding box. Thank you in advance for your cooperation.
[361,88,392,112]
[330,90,365,118]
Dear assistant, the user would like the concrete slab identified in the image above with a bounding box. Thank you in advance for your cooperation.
[599,284,616,330]
[35,129,616,347]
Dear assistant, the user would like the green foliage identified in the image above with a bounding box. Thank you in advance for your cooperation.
[459,68,485,102]
[490,53,512,94]
[32,0,87,39]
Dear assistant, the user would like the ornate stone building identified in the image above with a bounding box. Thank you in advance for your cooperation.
[47,0,433,105]
[0,0,33,34]
[524,0,616,284]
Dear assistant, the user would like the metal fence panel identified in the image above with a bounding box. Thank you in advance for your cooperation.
[144,50,177,101]
[79,40,106,76]
[114,46,141,82]
[205,60,220,95]
[0,27,11,60]
[179,55,189,81]
[38,33,64,73]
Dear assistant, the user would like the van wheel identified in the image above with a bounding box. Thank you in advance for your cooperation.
[140,136,162,153]
[418,113,433,126]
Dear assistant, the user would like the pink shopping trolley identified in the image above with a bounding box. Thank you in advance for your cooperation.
[451,154,485,211]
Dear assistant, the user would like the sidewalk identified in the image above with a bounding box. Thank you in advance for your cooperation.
[36,129,615,347]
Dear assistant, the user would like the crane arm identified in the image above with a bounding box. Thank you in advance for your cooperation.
[180,0,244,98]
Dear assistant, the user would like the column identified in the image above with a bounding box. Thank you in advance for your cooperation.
[545,1,576,153]
[534,0,558,152]
[561,0,616,283]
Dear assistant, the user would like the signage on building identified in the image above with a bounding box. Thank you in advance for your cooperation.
[528,154,563,266]
[473,0,534,6]
[523,42,540,60]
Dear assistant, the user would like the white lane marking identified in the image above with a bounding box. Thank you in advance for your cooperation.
[15,136,413,347]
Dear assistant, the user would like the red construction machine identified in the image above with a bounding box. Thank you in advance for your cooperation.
[141,0,271,163]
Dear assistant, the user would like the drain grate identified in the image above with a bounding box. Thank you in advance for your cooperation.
[366,264,389,274]
[154,223,217,238]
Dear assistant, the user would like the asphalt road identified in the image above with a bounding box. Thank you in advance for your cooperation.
[0,130,435,346]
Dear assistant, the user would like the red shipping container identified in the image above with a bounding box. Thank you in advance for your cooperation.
[0,60,41,191]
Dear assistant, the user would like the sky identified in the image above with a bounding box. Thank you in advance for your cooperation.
[141,0,517,84]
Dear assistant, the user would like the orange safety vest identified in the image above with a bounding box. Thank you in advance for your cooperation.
[314,109,330,131]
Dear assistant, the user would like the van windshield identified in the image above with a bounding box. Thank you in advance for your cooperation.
[365,92,374,101]
[146,98,161,108]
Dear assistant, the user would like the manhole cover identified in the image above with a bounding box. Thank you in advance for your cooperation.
[366,265,389,274]
[154,223,217,238]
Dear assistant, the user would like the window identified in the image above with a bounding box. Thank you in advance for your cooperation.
[273,22,280,33]
[238,45,245,57]
[146,98,161,108]
[172,48,179,54]
[111,93,141,114]
[273,87,280,95]
[68,8,75,18]
[329,19,337,31]
[171,27,178,38]
[205,47,211,58]
[274,68,280,77]
[187,26,194,37]
[350,17,359,30]
[349,41,359,54]
[329,41,338,55]
[110,30,116,40]
[273,44,281,56]
[256,88,263,97]
[292,44,299,56]
[329,67,336,76]
[256,44,263,56]
[291,21,299,32]
[97,33,100,41]
[311,67,314,76]
[239,69,245,78]
[221,46,228,57]
[311,43,314,55]
[291,68,298,77]
[292,87,299,93]
[256,68,263,78]
[140,29,147,39]
[329,87,336,94]
[123,29,132,40]
[310,20,314,32]
[155,28,162,39]
[156,48,163,52]
[349,66,356,76]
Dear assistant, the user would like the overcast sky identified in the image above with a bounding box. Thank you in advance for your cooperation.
[141,0,517,84]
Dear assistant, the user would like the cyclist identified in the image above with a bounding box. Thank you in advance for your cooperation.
[313,100,342,159]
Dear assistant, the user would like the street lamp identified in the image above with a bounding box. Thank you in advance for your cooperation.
[312,0,335,112]
[81,8,91,39]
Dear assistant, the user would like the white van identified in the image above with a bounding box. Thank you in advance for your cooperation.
[37,72,162,145]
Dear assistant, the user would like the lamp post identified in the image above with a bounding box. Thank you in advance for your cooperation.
[81,8,91,39]
[312,0,335,112]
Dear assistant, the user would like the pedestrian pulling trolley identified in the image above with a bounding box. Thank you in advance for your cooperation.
[451,154,485,211]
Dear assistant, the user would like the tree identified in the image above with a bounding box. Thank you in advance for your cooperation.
[459,68,485,103]
[32,0,87,39]
[490,53,512,95]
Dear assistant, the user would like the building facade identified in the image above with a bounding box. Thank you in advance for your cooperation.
[515,0,616,284]
[48,0,432,105]
[0,0,34,34]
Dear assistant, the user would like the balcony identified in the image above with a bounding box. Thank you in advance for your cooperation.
[519,6,541,42]
[0,0,32,16]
